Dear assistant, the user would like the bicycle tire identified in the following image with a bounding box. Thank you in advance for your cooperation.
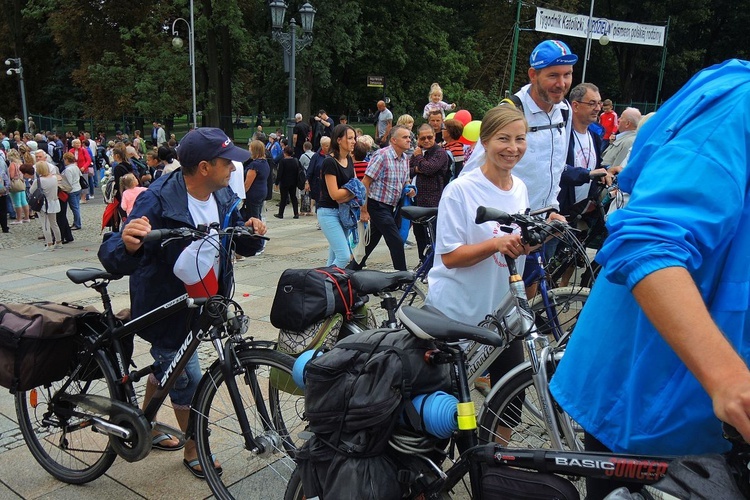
[283,468,304,500]
[193,348,304,500]
[529,286,589,343]
[15,346,121,484]
[477,360,586,493]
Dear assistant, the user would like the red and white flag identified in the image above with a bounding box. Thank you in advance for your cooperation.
[173,231,221,298]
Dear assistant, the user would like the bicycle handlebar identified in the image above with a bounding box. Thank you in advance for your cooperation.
[475,207,567,246]
[140,225,269,244]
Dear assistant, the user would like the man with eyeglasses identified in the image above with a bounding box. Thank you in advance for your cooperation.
[558,82,612,216]
[409,123,450,265]
[602,107,642,172]
[350,125,415,271]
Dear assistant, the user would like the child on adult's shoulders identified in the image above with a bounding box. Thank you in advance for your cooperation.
[422,82,456,119]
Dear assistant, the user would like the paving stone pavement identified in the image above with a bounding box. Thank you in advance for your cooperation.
[0,194,405,499]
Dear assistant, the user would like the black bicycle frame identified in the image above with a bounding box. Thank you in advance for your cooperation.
[476,445,673,484]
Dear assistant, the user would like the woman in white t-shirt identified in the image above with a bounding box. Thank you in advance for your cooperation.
[426,105,532,408]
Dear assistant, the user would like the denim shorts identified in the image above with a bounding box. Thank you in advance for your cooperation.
[149,346,202,408]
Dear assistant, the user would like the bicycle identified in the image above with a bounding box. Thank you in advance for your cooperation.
[285,207,594,498]
[285,212,750,498]
[14,225,303,500]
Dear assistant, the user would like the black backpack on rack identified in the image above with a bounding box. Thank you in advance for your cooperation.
[296,328,453,499]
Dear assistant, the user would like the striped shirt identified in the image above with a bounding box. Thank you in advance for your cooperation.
[364,146,409,206]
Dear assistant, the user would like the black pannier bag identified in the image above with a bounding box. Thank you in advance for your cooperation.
[270,266,355,332]
[297,328,454,499]
[0,302,99,393]
[481,464,580,500]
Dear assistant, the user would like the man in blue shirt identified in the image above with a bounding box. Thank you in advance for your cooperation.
[551,59,750,496]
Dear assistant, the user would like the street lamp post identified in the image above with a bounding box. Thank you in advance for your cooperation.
[172,0,198,130]
[5,58,29,131]
[270,1,316,139]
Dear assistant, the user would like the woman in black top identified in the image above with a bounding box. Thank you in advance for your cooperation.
[274,146,302,219]
[317,124,357,267]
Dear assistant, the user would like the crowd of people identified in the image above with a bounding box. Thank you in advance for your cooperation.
[2,41,749,496]
[0,120,179,245]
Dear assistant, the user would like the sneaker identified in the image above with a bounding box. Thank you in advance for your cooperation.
[273,214,283,219]
[293,215,299,219]
[474,375,491,397]
[54,243,63,249]
[44,245,54,252]
[10,221,22,225]
[22,219,31,223]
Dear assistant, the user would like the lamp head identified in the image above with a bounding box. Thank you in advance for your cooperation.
[599,35,610,46]
[6,69,12,76]
[299,2,316,33]
[172,37,184,49]
[269,0,287,30]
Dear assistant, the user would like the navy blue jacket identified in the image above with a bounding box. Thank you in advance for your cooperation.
[557,128,603,215]
[98,169,262,349]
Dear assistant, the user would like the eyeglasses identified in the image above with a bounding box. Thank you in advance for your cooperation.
[575,100,604,108]
[418,135,435,141]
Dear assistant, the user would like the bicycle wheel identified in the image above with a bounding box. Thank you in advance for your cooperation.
[193,348,305,500]
[283,468,304,500]
[477,360,586,493]
[530,286,589,343]
[15,347,120,484]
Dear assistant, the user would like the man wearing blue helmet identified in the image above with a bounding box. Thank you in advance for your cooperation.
[464,40,577,212]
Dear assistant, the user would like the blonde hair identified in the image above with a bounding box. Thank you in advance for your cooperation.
[396,114,414,127]
[119,173,139,192]
[35,160,50,176]
[429,82,443,100]
[479,105,527,145]
[249,140,266,160]
[357,135,374,149]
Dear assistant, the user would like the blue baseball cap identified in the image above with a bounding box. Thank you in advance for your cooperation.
[530,40,578,70]
[177,128,250,168]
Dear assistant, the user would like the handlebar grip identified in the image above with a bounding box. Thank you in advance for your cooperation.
[528,206,557,217]
[142,228,177,243]
[475,206,513,225]
[589,171,607,179]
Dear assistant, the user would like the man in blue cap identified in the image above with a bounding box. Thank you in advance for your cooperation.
[98,127,267,478]
[464,39,577,211]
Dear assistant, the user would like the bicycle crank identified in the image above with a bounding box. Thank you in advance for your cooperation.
[60,394,152,462]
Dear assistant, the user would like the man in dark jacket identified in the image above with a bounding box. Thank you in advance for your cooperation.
[557,82,611,216]
[98,127,266,477]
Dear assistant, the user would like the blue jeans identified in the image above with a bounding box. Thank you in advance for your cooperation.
[149,346,202,409]
[317,207,352,267]
[68,190,82,228]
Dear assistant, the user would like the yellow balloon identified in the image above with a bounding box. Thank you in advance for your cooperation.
[462,120,481,142]
[445,112,456,120]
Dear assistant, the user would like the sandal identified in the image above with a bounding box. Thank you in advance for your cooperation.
[152,433,186,451]
[183,454,223,480]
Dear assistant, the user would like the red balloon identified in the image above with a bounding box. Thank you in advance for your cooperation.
[454,109,472,126]
[458,135,474,146]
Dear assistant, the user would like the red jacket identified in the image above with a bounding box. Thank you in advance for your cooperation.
[73,146,92,172]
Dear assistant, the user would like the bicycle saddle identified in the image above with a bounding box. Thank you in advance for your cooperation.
[66,268,123,284]
[398,306,505,346]
[350,270,415,294]
[401,206,438,223]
